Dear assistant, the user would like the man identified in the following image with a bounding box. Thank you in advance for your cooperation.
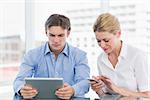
[13,14,90,99]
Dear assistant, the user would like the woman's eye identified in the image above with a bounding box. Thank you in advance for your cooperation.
[105,40,109,42]
[97,40,101,43]
[104,39,109,42]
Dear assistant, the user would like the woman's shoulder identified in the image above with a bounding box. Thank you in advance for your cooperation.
[126,44,146,55]
[97,52,106,60]
[124,43,147,59]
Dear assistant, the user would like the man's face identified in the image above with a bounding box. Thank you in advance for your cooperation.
[95,31,119,54]
[46,26,69,54]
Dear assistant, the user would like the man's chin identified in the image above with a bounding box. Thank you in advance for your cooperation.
[53,48,60,51]
[53,48,63,52]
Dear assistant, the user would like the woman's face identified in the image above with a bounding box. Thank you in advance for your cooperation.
[95,31,120,54]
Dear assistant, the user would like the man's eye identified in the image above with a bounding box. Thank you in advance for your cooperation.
[59,34,64,37]
[49,34,55,37]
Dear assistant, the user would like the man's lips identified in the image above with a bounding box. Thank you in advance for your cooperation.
[52,44,60,47]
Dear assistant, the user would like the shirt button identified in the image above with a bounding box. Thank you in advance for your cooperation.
[55,72,59,76]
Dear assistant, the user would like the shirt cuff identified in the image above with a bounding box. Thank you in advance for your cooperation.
[16,84,24,96]
[72,84,81,97]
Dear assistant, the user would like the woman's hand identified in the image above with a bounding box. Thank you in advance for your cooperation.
[100,76,119,92]
[90,76,106,95]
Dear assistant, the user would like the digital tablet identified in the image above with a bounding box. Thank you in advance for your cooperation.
[25,77,63,99]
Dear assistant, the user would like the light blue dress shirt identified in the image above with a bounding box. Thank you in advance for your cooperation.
[13,42,90,97]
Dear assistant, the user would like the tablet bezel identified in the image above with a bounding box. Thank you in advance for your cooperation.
[25,77,63,99]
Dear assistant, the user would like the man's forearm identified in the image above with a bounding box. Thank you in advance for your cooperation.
[72,80,89,96]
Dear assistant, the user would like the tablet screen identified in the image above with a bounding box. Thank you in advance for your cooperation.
[25,77,63,99]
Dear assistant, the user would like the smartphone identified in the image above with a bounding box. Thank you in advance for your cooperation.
[87,78,99,83]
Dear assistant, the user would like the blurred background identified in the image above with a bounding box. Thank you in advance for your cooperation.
[0,0,150,99]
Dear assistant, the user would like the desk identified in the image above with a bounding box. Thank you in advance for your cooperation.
[13,94,150,100]
[13,95,90,100]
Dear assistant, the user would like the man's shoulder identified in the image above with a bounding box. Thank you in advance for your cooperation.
[68,44,86,54]
[26,42,46,55]
[67,44,88,62]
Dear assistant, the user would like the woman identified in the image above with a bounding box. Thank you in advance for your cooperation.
[90,13,150,97]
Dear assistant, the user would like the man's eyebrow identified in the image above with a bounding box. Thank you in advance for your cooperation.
[58,33,65,35]
[48,33,55,35]
[48,32,53,34]
[48,33,65,36]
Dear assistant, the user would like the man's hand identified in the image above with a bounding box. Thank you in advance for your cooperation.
[20,85,38,99]
[55,83,75,99]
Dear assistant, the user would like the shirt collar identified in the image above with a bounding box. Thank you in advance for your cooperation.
[62,43,69,57]
[118,42,127,60]
[44,42,69,57]
[101,41,127,64]
[44,42,50,55]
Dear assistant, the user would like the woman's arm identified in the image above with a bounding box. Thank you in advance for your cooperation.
[115,86,150,97]
[101,76,150,97]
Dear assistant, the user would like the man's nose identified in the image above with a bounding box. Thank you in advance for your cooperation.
[53,36,59,42]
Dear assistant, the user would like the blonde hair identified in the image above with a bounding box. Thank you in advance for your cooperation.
[93,13,120,34]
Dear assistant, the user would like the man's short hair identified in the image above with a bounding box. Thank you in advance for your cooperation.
[45,14,71,32]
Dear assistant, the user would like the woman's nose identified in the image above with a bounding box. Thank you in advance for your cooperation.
[100,41,106,48]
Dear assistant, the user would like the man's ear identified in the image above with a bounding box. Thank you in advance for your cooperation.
[67,31,70,37]
[45,31,48,36]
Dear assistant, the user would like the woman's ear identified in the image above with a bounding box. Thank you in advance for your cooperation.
[117,31,121,38]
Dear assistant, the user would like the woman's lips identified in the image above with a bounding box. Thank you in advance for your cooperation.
[103,48,108,51]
